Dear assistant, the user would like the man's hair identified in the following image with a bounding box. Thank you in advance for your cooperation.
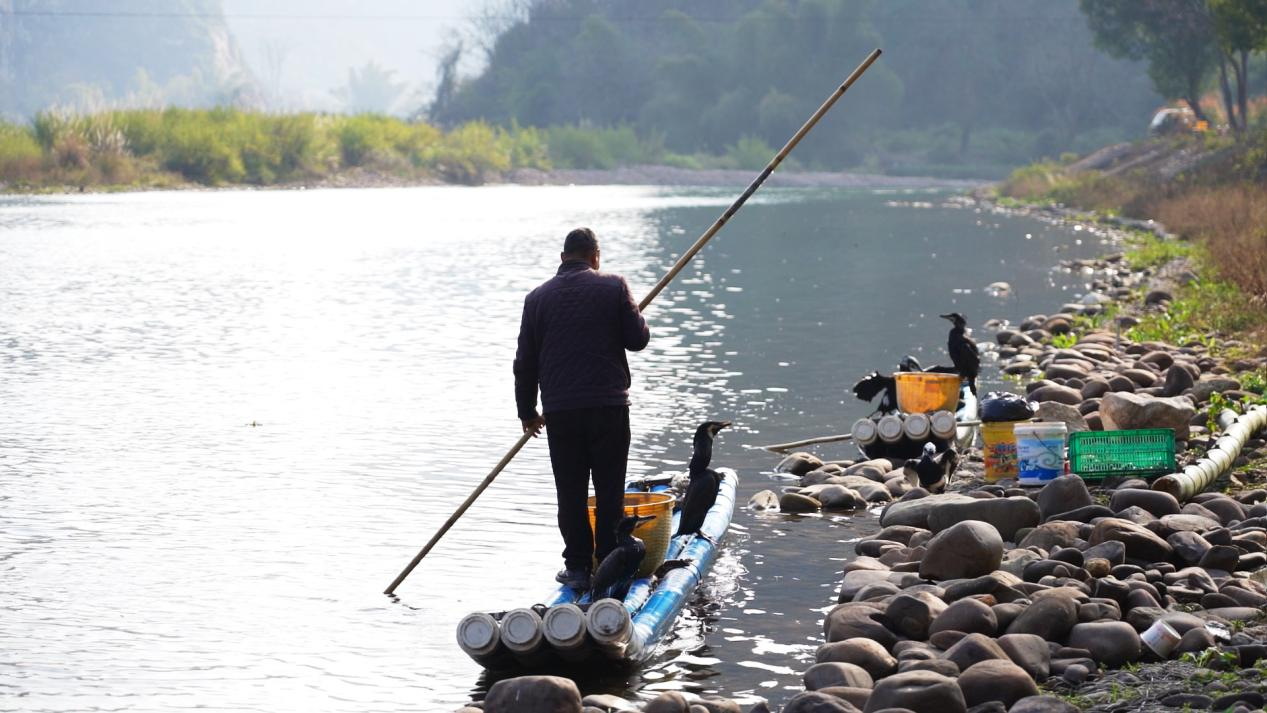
[562,227,599,257]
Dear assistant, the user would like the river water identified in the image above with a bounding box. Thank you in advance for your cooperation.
[0,185,1108,712]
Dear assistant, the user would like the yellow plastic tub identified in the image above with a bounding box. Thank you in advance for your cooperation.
[587,491,675,577]
[895,372,962,413]
[982,420,1022,482]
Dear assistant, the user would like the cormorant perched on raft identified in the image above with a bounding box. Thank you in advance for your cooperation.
[902,441,959,493]
[674,421,731,538]
[851,356,929,416]
[940,312,980,395]
[590,514,656,601]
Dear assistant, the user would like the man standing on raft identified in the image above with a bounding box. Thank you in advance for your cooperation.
[514,227,651,591]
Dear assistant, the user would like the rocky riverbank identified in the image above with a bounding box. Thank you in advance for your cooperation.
[454,203,1267,713]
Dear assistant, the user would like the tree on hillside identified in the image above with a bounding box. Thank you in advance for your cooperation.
[333,61,407,115]
[1210,0,1267,131]
[424,41,464,126]
[1079,0,1219,122]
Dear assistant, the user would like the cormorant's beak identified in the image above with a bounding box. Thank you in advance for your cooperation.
[938,313,954,321]
[712,421,732,435]
[634,515,657,525]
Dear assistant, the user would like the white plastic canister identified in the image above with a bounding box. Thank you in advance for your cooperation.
[1013,421,1068,485]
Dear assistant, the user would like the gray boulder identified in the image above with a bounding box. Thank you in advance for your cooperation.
[884,591,948,640]
[943,633,1011,672]
[863,671,966,713]
[957,659,1040,708]
[1029,384,1083,405]
[1109,488,1180,517]
[1034,403,1088,433]
[825,603,898,648]
[1006,595,1077,641]
[929,597,998,637]
[880,493,977,529]
[776,452,824,476]
[1037,475,1093,520]
[803,662,874,691]
[1161,364,1195,397]
[1088,518,1173,563]
[780,492,822,513]
[485,675,582,713]
[815,638,898,679]
[1189,376,1241,403]
[926,497,1041,542]
[642,692,691,713]
[1066,621,1141,666]
[919,520,1004,581]
[782,691,861,713]
[997,633,1051,681]
[1100,392,1195,440]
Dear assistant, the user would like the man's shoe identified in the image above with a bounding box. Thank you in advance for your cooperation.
[554,567,590,591]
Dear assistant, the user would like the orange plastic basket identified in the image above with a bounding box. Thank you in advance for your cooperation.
[587,491,675,577]
[894,372,962,413]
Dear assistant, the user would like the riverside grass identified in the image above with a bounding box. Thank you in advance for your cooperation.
[0,108,783,191]
[998,131,1267,345]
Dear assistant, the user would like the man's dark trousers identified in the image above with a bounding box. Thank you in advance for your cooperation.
[545,405,629,571]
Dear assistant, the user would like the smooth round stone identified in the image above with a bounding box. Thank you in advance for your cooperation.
[884,591,947,640]
[919,520,1003,581]
[929,597,997,637]
[816,638,898,679]
[485,675,582,713]
[958,659,1040,708]
[1006,595,1077,641]
[803,661,874,691]
[1066,621,1141,666]
[943,633,1010,672]
[997,633,1051,681]
[780,691,860,713]
[863,671,967,713]
[643,692,691,713]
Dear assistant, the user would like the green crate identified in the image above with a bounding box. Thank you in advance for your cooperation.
[1068,428,1177,481]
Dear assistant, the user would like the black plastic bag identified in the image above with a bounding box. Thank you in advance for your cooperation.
[980,391,1037,423]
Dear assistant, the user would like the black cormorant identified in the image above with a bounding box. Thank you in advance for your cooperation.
[674,421,731,538]
[902,441,959,493]
[940,312,980,395]
[852,355,926,414]
[589,514,656,601]
[851,371,898,415]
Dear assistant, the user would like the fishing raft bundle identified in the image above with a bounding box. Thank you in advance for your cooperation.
[455,469,738,669]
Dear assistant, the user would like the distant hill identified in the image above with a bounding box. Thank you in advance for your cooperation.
[430,0,1163,176]
[0,0,255,119]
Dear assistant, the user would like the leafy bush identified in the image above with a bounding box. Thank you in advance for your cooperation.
[0,122,43,180]
[430,121,510,184]
[725,136,774,170]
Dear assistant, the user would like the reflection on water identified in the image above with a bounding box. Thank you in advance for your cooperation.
[0,185,1106,711]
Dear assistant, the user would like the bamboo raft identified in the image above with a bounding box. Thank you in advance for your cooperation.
[456,468,739,669]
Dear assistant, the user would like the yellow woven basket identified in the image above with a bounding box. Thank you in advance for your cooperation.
[587,491,676,578]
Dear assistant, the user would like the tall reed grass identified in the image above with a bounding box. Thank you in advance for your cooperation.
[0,109,673,189]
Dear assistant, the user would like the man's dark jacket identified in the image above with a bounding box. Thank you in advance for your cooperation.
[514,260,650,420]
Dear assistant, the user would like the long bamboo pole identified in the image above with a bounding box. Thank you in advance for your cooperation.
[384,48,883,596]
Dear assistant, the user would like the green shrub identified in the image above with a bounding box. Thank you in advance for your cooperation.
[0,122,44,180]
[430,121,510,184]
[725,136,773,170]
[158,109,246,184]
[500,124,551,170]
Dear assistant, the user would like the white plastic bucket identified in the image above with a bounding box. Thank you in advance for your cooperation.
[1140,620,1181,658]
[1014,421,1067,485]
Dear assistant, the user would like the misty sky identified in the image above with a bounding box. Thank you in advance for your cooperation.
[222,0,480,114]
